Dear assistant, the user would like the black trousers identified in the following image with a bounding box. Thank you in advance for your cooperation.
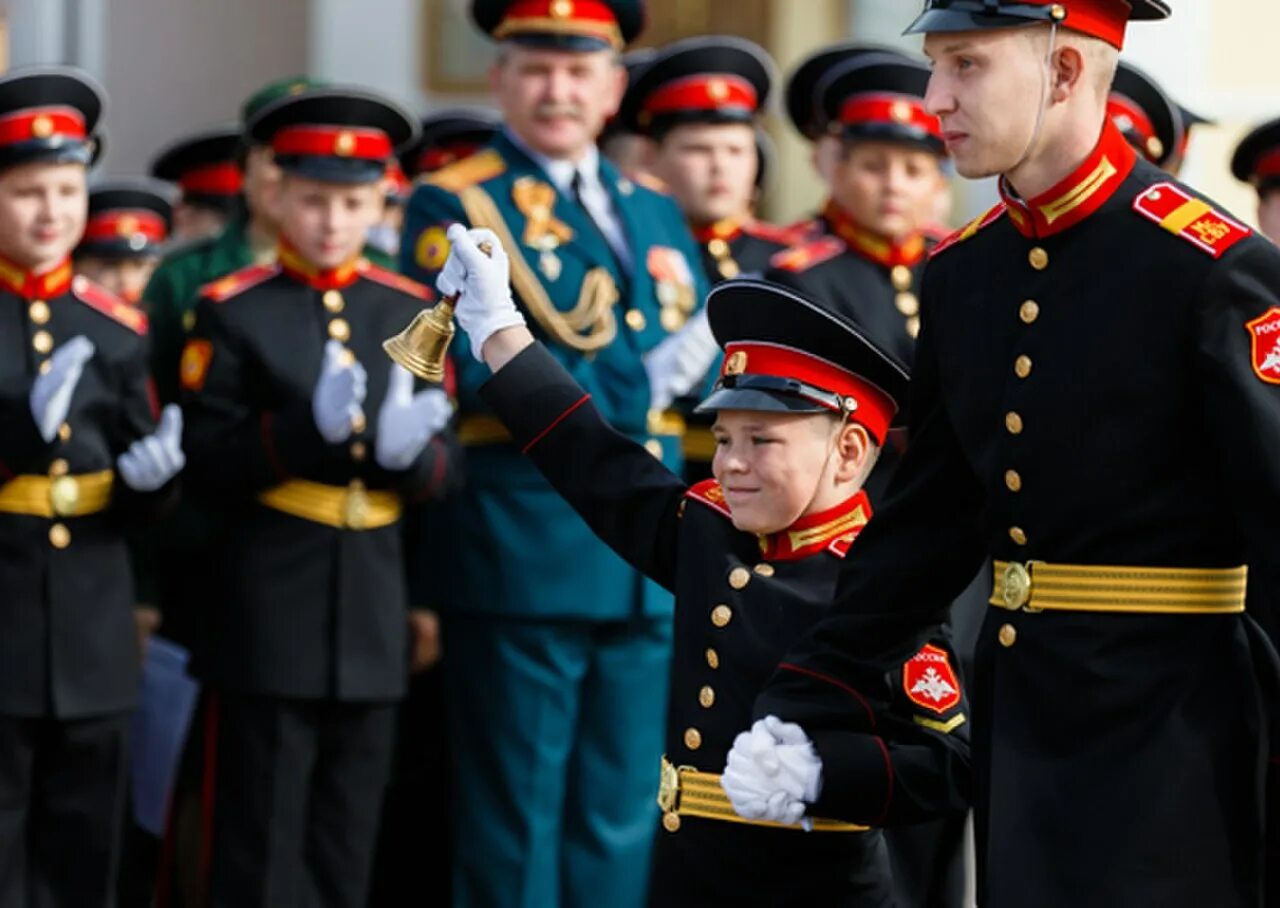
[207,695,396,908]
[0,712,130,908]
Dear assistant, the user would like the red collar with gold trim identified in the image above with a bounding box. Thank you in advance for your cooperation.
[758,490,872,562]
[277,242,364,290]
[821,201,925,268]
[999,119,1137,239]
[691,218,744,244]
[0,255,73,299]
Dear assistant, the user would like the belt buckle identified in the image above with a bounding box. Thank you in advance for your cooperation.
[342,480,370,530]
[1000,561,1038,612]
[657,759,680,814]
[49,476,80,517]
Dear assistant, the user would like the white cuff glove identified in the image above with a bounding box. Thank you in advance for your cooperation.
[313,340,368,444]
[30,336,95,442]
[721,716,824,829]
[375,365,454,471]
[117,404,185,492]
[643,308,718,411]
[436,224,525,360]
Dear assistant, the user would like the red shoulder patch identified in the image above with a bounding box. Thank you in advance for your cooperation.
[929,203,1006,260]
[782,217,822,241]
[199,263,279,303]
[903,643,962,716]
[742,218,808,246]
[1246,307,1280,385]
[684,479,732,519]
[358,261,434,302]
[769,236,846,273]
[1133,183,1252,260]
[71,276,147,335]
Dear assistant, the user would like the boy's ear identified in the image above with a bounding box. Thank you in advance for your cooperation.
[836,422,874,481]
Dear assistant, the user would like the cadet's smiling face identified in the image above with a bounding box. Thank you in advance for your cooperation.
[0,162,87,272]
[712,409,874,535]
[490,45,626,160]
[832,140,946,241]
[277,175,384,269]
[651,122,758,225]
[923,29,1046,179]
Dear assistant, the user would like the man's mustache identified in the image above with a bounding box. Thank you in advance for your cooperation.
[534,103,583,120]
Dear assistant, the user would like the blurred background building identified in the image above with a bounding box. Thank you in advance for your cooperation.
[2,0,1275,227]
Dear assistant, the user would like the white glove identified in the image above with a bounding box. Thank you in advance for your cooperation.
[117,404,185,492]
[313,339,368,443]
[721,716,824,829]
[436,224,525,359]
[375,364,453,470]
[643,308,718,411]
[30,335,95,442]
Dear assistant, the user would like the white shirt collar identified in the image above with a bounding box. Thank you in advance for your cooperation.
[504,128,602,195]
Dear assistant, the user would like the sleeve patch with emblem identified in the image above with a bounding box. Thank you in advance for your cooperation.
[179,339,214,391]
[1133,183,1252,259]
[903,643,962,717]
[1246,306,1280,385]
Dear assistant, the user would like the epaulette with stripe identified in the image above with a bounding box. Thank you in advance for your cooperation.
[629,170,669,195]
[782,216,823,241]
[684,479,731,519]
[71,276,148,335]
[769,235,846,273]
[1133,183,1252,260]
[929,202,1007,259]
[423,149,506,192]
[743,219,807,245]
[199,264,279,303]
[359,261,434,302]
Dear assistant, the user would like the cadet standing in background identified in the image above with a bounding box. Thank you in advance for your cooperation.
[149,125,244,243]
[74,179,173,305]
[1233,116,1280,242]
[398,1,710,904]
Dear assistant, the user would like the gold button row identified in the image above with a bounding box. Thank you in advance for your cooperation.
[705,647,719,669]
[711,605,732,628]
[728,566,750,589]
[998,623,1017,647]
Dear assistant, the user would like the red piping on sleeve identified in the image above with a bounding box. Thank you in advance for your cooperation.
[521,394,591,454]
[777,662,876,728]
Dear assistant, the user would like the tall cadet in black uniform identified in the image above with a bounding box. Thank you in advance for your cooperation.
[179,88,455,908]
[0,66,186,905]
[423,224,970,905]
[726,3,1280,906]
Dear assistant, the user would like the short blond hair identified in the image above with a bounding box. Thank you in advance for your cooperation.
[1025,25,1120,101]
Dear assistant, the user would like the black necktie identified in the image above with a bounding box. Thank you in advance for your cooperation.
[571,170,626,273]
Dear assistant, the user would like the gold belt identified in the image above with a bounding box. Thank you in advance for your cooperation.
[257,479,401,530]
[990,560,1247,615]
[657,756,867,834]
[0,470,113,518]
[457,409,686,448]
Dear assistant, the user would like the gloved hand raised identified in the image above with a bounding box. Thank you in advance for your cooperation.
[435,224,525,360]
[643,307,718,412]
[117,404,186,492]
[721,716,824,829]
[313,339,368,444]
[375,364,453,471]
[30,335,95,442]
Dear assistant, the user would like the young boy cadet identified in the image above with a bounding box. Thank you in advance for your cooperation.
[73,178,174,305]
[0,65,185,905]
[426,224,970,905]
[178,87,456,908]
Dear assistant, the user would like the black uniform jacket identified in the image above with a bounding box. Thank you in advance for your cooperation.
[181,251,456,701]
[0,260,169,718]
[693,217,798,285]
[480,341,970,905]
[754,120,1280,908]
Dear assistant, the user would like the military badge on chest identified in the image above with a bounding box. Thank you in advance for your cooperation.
[647,246,697,332]
[512,176,574,283]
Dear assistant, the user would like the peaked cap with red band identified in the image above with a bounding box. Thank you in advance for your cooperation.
[816,52,943,155]
[247,88,417,185]
[1232,117,1280,195]
[0,66,104,171]
[620,35,775,137]
[76,179,174,260]
[150,125,244,211]
[904,0,1171,50]
[785,43,907,141]
[472,0,645,52]
[1108,61,1181,167]
[400,107,501,180]
[695,279,909,444]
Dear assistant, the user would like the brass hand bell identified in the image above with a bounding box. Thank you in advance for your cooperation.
[383,240,493,382]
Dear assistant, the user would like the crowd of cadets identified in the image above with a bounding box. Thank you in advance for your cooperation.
[0,0,1278,905]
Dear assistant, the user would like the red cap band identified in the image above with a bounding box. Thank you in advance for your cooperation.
[82,209,168,244]
[417,142,483,174]
[0,106,87,149]
[1255,149,1280,182]
[720,341,898,440]
[643,74,759,117]
[1106,94,1158,155]
[1050,0,1129,49]
[838,93,941,140]
[495,0,623,49]
[273,125,393,161]
[179,162,244,196]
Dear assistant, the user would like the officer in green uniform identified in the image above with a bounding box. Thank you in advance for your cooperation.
[398,1,708,904]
